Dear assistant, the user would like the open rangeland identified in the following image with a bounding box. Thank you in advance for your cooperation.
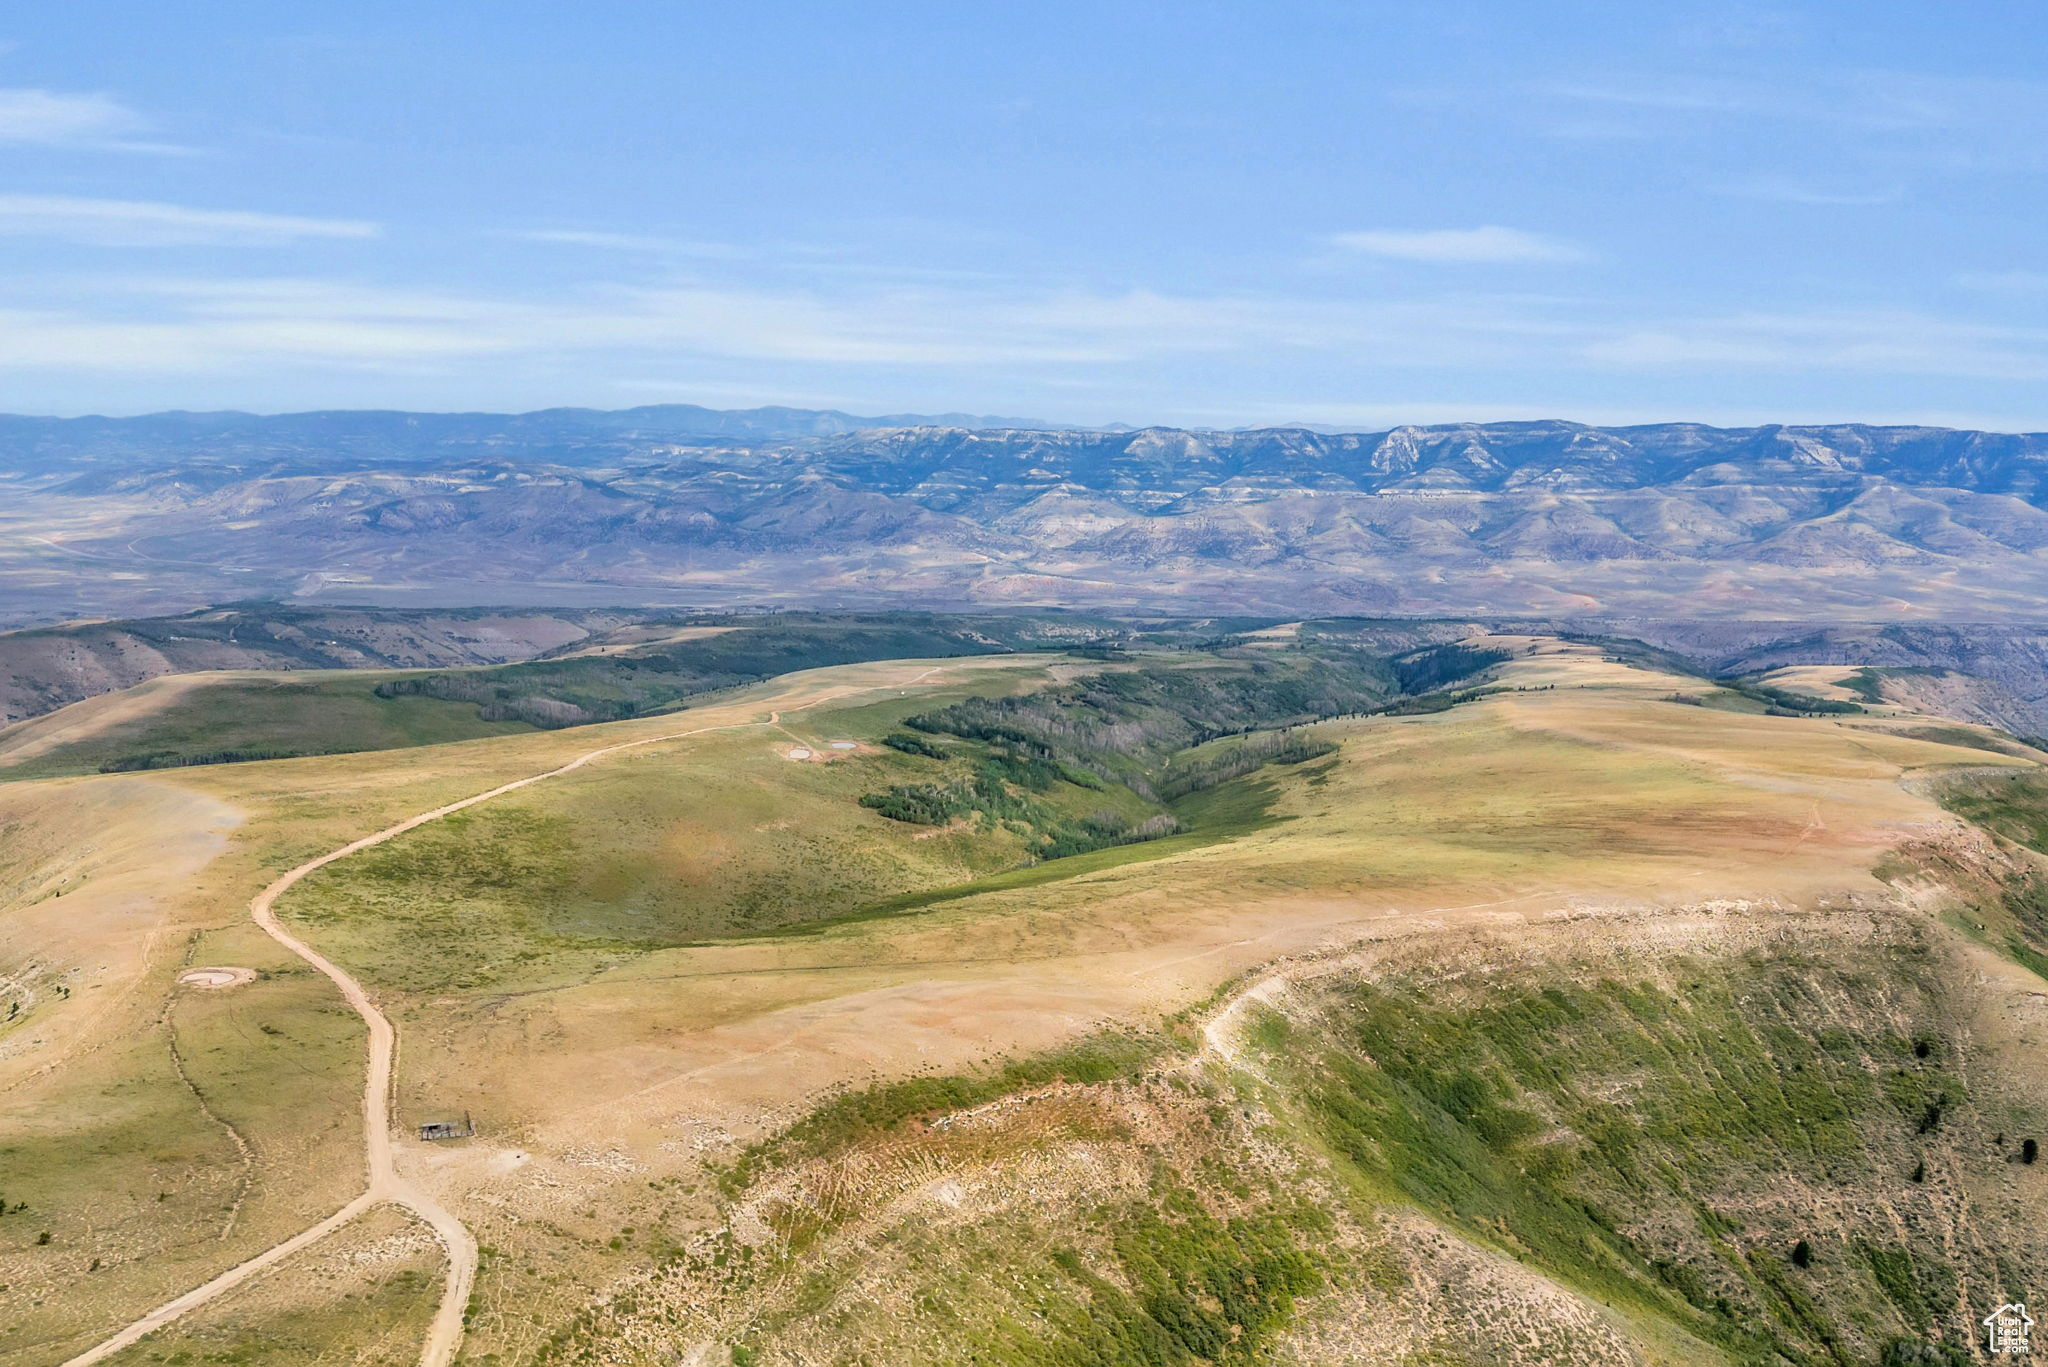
[6,637,2048,1365]
[0,669,539,782]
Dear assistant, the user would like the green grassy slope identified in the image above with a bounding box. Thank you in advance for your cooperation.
[0,616,1044,781]
[516,918,2044,1367]
[0,674,536,781]
[1268,939,2025,1366]
[0,613,1471,783]
[484,719,2048,1366]
[368,614,1052,726]
[0,934,373,1362]
[277,662,1357,994]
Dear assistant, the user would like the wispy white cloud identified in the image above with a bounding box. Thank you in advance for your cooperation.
[1538,76,1777,119]
[510,228,745,257]
[604,376,879,408]
[1328,226,1589,264]
[1534,72,1948,131]
[0,195,378,246]
[1529,71,2048,173]
[1957,270,2048,294]
[1712,176,1902,206]
[1231,398,2048,435]
[0,87,187,153]
[0,281,537,372]
[3,272,2046,402]
[509,229,1015,286]
[1580,310,2048,382]
[1227,400,1684,430]
[0,275,1514,375]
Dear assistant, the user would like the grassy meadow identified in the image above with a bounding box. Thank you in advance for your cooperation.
[96,1206,444,1367]
[0,613,1120,782]
[0,672,536,781]
[10,634,2048,1365]
[0,906,369,1362]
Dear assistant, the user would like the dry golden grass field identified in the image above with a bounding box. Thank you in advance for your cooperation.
[6,637,2048,1365]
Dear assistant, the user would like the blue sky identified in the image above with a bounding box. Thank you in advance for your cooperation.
[4,1,2047,428]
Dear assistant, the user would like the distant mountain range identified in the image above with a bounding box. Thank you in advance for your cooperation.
[6,406,2048,625]
[0,403,1066,474]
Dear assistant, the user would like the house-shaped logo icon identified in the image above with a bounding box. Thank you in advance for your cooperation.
[1986,1302,2034,1354]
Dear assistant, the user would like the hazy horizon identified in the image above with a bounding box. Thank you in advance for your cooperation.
[8,400,2048,439]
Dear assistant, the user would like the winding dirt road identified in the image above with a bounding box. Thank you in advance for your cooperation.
[62,669,943,1367]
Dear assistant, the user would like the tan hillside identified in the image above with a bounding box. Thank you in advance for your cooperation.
[6,638,2048,1364]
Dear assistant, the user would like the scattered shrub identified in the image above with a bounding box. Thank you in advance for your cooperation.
[1725,680,1865,715]
[99,746,361,772]
[1155,729,1337,801]
[881,732,945,759]
[1390,642,1512,694]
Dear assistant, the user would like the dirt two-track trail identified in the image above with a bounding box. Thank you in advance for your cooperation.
[62,669,943,1367]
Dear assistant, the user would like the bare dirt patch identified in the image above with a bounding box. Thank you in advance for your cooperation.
[778,734,866,761]
[178,966,258,990]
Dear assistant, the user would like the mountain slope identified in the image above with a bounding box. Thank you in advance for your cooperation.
[10,412,2048,623]
[0,605,662,725]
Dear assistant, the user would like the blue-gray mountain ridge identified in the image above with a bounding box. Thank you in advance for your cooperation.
[6,409,2048,623]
